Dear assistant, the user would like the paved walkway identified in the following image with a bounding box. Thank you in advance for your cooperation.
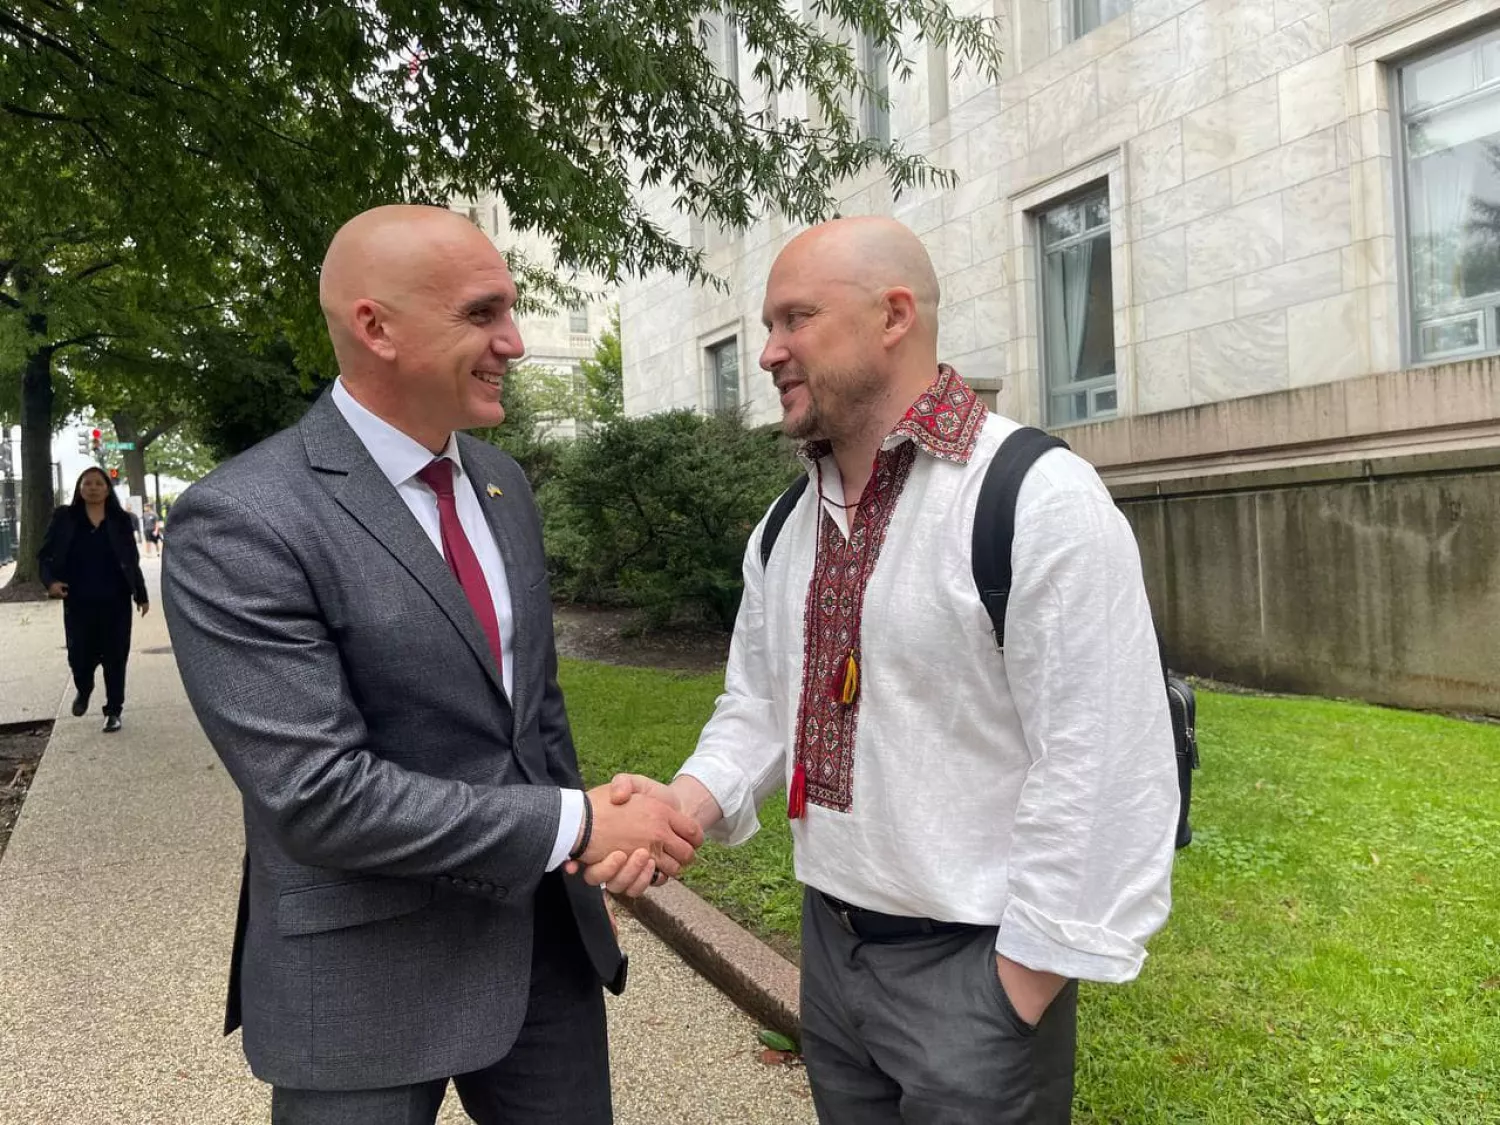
[0,558,814,1124]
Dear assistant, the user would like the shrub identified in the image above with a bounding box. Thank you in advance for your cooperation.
[543,409,796,629]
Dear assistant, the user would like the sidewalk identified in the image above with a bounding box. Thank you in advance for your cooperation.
[0,559,815,1124]
[0,569,68,728]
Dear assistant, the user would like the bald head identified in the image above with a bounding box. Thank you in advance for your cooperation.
[316,204,525,450]
[319,204,505,368]
[774,217,940,321]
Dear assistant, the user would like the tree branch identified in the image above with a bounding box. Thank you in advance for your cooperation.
[0,102,92,126]
[50,332,111,352]
[0,10,89,69]
[142,416,182,446]
[71,260,120,285]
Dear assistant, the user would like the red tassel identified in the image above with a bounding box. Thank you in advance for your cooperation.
[787,761,807,820]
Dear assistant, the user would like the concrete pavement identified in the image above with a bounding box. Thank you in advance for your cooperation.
[0,558,815,1124]
[0,571,69,729]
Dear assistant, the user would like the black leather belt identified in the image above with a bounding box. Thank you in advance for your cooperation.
[818,892,980,943]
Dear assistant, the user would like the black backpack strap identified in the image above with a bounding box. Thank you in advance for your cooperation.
[972,427,1070,649]
[759,474,810,569]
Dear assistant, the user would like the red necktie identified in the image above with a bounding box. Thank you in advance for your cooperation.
[416,459,504,677]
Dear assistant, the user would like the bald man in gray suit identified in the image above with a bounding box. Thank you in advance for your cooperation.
[164,206,702,1125]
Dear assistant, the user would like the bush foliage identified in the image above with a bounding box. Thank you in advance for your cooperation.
[542,410,797,630]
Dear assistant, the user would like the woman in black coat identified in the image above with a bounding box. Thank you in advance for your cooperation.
[37,468,150,733]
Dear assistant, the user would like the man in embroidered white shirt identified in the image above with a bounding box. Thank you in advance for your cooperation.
[597,216,1179,1123]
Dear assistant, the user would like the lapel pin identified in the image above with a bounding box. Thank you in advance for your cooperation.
[486,484,504,498]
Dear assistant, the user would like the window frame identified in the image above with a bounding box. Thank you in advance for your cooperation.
[858,31,891,144]
[1393,21,1500,366]
[705,336,741,413]
[1069,0,1131,43]
[1034,181,1119,428]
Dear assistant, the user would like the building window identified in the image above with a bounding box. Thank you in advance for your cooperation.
[1071,0,1131,40]
[927,42,949,125]
[569,306,590,335]
[1399,24,1500,363]
[707,338,740,411]
[702,13,739,89]
[465,205,480,227]
[1038,185,1117,426]
[858,31,890,143]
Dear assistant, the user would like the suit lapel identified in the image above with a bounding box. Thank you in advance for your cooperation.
[303,395,513,711]
[462,442,549,784]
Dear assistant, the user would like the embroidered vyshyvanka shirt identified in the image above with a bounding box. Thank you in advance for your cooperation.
[677,367,1179,983]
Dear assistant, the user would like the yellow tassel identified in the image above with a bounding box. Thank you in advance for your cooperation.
[840,651,859,704]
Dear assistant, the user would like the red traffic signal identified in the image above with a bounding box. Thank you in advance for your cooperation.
[108,467,119,481]
[91,428,102,440]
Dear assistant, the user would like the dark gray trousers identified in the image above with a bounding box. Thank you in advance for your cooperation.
[800,887,1078,1124]
[271,878,611,1125]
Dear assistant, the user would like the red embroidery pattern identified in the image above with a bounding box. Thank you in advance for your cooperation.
[796,366,986,469]
[890,364,986,464]
[791,442,916,815]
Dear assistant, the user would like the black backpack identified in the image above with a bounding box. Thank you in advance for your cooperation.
[759,427,1200,849]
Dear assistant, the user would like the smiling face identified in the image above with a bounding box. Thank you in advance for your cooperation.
[321,206,527,452]
[388,247,523,440]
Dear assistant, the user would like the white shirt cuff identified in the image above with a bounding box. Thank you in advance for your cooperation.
[995,896,1152,983]
[675,760,761,845]
[546,788,586,872]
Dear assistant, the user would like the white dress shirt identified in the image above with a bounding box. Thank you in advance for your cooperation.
[677,408,1180,982]
[332,380,583,871]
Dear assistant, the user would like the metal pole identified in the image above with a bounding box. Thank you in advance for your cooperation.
[154,470,161,513]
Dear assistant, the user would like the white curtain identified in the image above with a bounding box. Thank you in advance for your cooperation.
[1408,124,1479,312]
[1064,238,1096,384]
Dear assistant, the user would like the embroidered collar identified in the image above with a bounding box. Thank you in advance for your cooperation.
[798,364,986,468]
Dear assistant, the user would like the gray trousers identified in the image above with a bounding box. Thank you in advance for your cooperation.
[270,878,611,1125]
[800,887,1078,1124]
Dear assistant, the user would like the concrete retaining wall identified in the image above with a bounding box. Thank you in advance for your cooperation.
[1120,456,1500,715]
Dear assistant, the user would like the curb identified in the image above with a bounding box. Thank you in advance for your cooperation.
[615,879,801,1042]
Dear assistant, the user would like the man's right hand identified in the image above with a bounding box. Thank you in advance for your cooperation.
[47,581,68,599]
[566,774,725,896]
[578,785,703,875]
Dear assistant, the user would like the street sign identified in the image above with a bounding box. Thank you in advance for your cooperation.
[104,441,136,451]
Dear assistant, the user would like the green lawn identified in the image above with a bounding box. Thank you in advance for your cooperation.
[560,658,1500,1124]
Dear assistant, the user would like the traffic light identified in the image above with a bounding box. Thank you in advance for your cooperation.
[90,428,103,456]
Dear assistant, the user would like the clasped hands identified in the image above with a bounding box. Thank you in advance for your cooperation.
[564,774,714,898]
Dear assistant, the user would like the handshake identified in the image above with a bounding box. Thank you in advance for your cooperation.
[563,774,720,898]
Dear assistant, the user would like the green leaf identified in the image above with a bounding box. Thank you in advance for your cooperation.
[758,1029,799,1053]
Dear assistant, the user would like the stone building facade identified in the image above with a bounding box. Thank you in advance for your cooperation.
[452,193,615,434]
[619,0,1500,712]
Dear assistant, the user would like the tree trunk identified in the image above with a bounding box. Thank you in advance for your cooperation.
[10,330,56,589]
[111,410,177,499]
[112,411,146,499]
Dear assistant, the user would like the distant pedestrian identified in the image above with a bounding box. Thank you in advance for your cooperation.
[37,467,150,733]
[141,503,161,558]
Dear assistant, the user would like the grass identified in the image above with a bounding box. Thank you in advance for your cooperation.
[560,658,1500,1124]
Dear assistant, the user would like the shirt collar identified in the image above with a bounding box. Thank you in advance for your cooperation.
[798,364,987,468]
[331,378,462,488]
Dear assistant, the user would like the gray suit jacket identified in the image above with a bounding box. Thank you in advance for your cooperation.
[163,393,622,1092]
